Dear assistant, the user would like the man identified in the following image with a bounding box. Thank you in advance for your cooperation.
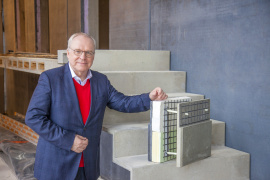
[25,32,167,180]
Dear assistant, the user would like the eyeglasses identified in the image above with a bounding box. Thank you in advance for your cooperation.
[69,48,95,58]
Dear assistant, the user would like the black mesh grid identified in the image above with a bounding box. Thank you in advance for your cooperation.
[179,99,210,127]
[162,98,190,161]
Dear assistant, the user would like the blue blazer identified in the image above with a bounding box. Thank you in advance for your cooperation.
[25,64,150,180]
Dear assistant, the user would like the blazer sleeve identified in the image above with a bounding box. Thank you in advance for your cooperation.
[106,78,151,113]
[25,72,75,151]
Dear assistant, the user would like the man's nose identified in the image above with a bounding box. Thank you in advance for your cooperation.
[80,52,86,59]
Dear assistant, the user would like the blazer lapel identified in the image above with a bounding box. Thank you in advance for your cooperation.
[63,64,84,126]
[85,73,97,126]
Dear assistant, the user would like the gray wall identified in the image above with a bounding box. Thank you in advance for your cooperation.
[109,0,150,50]
[110,0,270,179]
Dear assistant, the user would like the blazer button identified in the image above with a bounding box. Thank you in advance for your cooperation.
[84,127,86,131]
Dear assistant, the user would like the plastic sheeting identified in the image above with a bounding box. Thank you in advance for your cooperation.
[0,127,36,180]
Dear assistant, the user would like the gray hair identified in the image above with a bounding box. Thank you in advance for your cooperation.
[67,32,96,50]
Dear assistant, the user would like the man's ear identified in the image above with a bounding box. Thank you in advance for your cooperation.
[66,49,70,58]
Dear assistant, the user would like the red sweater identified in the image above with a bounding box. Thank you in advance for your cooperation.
[73,79,91,167]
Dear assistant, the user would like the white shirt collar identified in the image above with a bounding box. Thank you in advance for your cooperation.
[68,63,92,86]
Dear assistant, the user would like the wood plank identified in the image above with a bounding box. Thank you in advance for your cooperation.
[67,0,81,38]
[16,0,26,52]
[0,68,4,113]
[87,0,99,48]
[24,0,36,52]
[3,0,16,53]
[6,69,39,115]
[0,0,3,53]
[49,0,67,54]
[99,0,109,49]
[36,0,49,53]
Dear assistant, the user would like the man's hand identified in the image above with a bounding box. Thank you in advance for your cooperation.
[149,87,168,101]
[71,134,88,153]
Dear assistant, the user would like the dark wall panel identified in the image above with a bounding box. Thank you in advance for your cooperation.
[109,0,150,50]
[150,0,270,179]
[6,70,39,116]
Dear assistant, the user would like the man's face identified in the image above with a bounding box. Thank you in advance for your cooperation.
[67,35,95,76]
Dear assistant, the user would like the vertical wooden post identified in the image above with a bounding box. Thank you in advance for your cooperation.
[99,0,109,49]
[3,0,16,53]
[87,0,99,48]
[49,0,67,54]
[67,0,81,38]
[36,0,49,53]
[16,0,26,52]
[0,0,3,53]
[24,0,36,52]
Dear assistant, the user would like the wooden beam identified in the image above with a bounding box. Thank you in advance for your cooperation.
[36,0,49,53]
[99,0,109,49]
[67,0,81,38]
[0,0,3,53]
[49,0,67,54]
[3,0,16,53]
[87,0,99,48]
[24,0,36,52]
[16,0,26,52]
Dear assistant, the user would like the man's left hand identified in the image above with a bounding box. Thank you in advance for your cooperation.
[149,87,168,101]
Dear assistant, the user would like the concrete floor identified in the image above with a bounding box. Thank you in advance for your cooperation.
[0,155,105,180]
[0,157,17,180]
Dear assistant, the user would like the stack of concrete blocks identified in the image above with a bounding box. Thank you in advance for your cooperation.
[0,50,250,180]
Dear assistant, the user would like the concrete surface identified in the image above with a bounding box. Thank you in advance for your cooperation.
[57,50,170,71]
[102,71,186,94]
[177,120,212,167]
[114,146,250,180]
[0,157,17,180]
[211,119,225,146]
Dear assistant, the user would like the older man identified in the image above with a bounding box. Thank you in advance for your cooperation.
[25,32,167,180]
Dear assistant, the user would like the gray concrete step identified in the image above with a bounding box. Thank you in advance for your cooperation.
[92,50,170,71]
[103,92,204,124]
[102,71,186,94]
[112,146,250,180]
[58,50,170,71]
[102,120,226,159]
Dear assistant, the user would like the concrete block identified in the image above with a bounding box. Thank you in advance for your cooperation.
[103,122,148,158]
[100,131,130,180]
[57,50,68,64]
[114,146,250,180]
[211,119,225,146]
[177,120,212,167]
[2,56,61,74]
[57,49,170,71]
[92,50,170,71]
[102,71,186,94]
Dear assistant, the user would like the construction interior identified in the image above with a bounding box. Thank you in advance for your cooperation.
[1,0,270,180]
